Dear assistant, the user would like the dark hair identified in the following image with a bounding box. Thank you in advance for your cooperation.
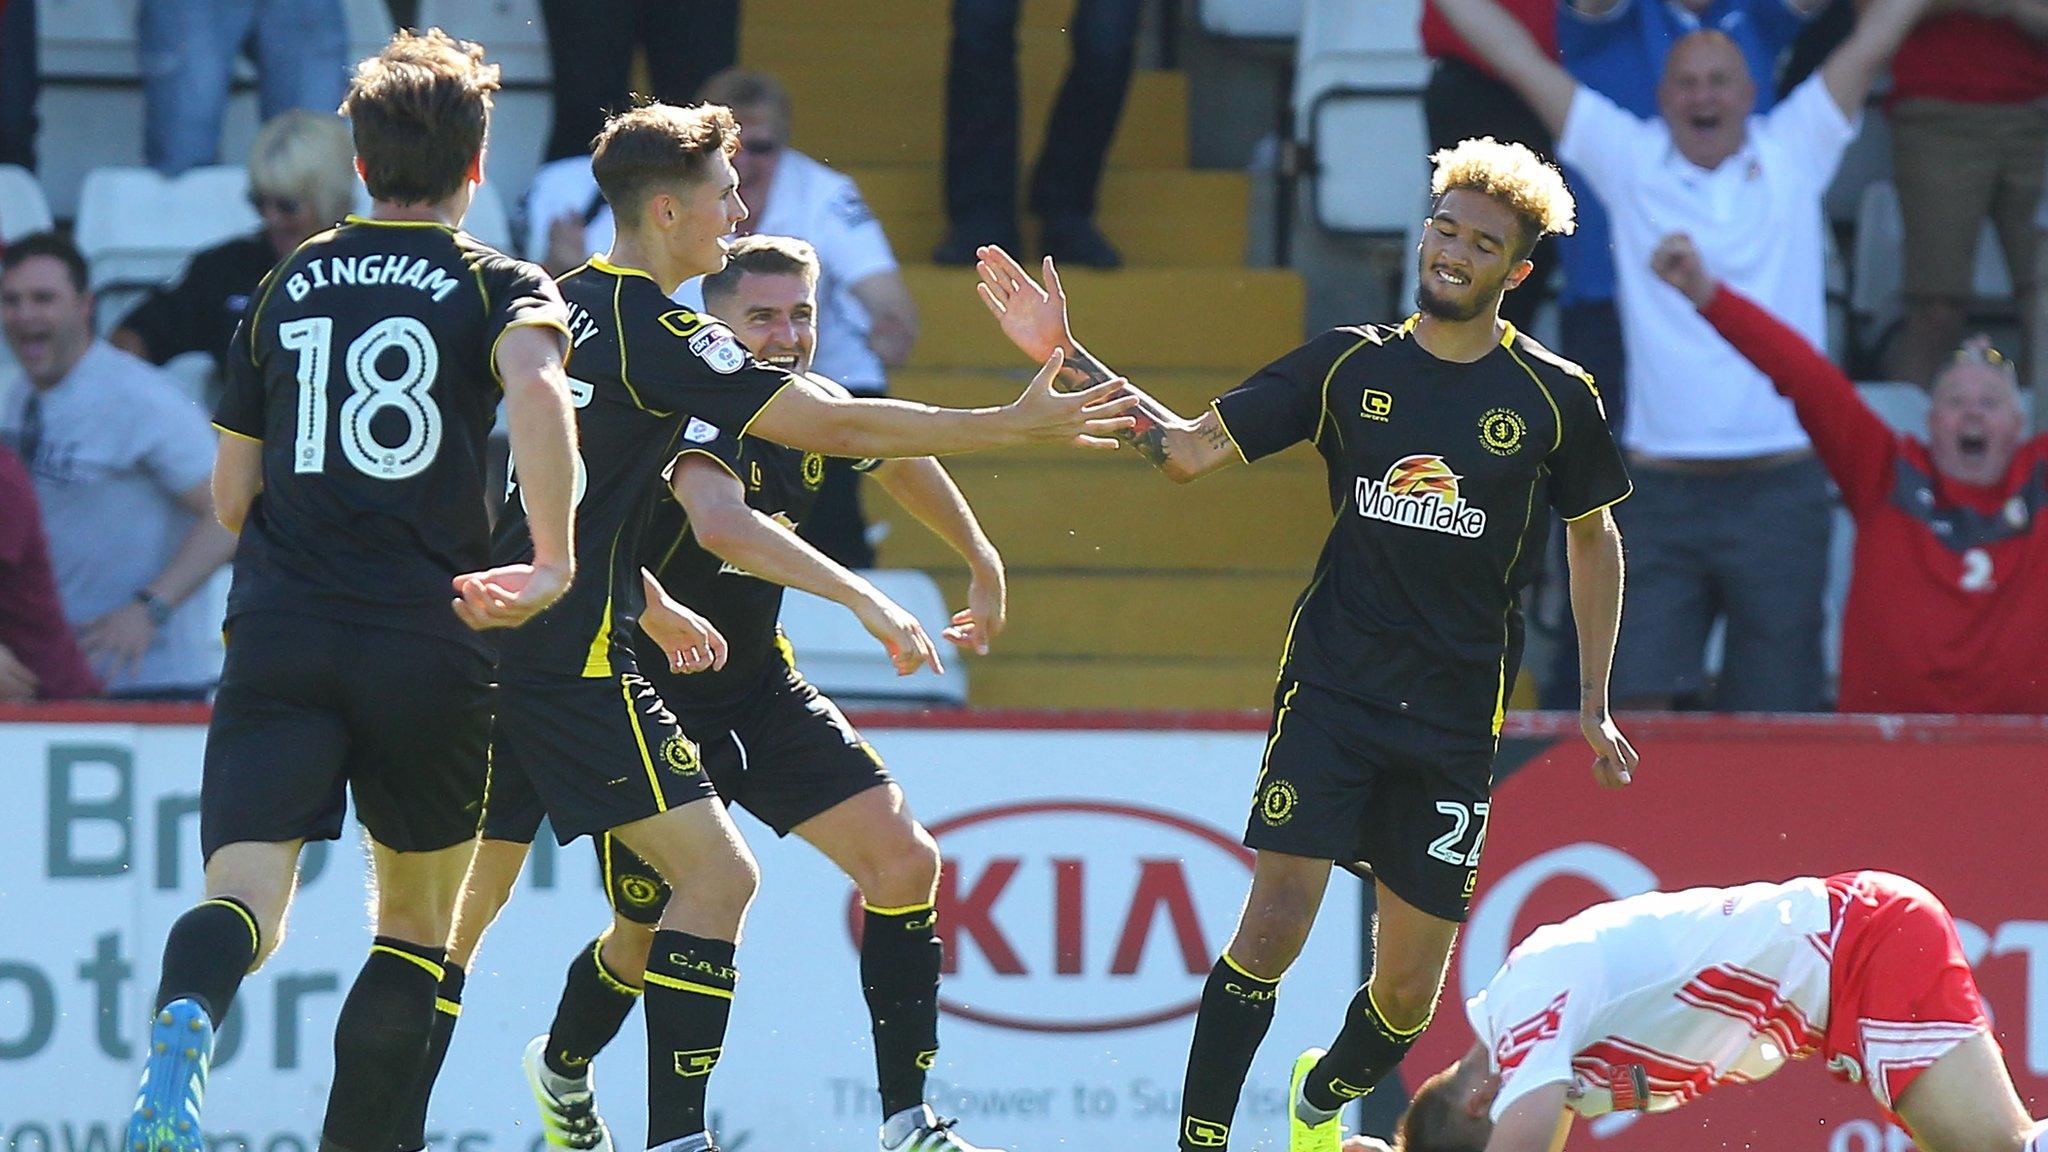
[0,231,90,294]
[590,102,742,225]
[696,69,793,124]
[339,28,499,204]
[1394,1065,1488,1152]
[701,234,820,308]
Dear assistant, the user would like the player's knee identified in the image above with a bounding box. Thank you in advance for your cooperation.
[603,919,657,987]
[857,826,942,908]
[1370,961,1449,1029]
[1232,892,1319,973]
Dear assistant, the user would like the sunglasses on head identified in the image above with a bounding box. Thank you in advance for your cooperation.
[248,191,304,216]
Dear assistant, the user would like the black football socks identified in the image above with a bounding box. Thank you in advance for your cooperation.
[861,901,945,1119]
[154,897,261,1026]
[1178,954,1281,1151]
[642,930,738,1145]
[391,963,466,1152]
[320,937,446,1152]
[543,933,644,1081]
[1299,983,1431,1118]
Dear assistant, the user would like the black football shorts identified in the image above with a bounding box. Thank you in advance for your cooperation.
[491,670,717,844]
[201,611,493,859]
[669,663,893,838]
[1245,678,1497,922]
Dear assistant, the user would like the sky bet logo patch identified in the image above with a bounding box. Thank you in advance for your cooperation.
[1355,454,1487,539]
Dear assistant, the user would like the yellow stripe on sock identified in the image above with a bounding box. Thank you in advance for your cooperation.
[435,997,462,1017]
[200,898,263,961]
[371,944,447,983]
[1221,953,1280,986]
[863,900,936,917]
[1365,985,1432,1039]
[642,970,734,1000]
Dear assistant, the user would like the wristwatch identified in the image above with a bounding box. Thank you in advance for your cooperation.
[134,588,174,627]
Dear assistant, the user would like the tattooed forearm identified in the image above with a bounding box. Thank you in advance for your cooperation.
[1056,344,1119,389]
[1123,418,1171,467]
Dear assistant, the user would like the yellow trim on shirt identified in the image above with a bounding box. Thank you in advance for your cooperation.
[212,423,262,443]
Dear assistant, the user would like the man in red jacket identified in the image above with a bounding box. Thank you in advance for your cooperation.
[1653,232,2047,714]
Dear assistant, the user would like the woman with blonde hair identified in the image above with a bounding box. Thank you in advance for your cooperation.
[113,108,356,376]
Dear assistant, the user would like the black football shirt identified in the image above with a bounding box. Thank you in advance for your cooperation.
[1212,318,1631,738]
[213,217,569,652]
[638,426,879,717]
[493,257,796,680]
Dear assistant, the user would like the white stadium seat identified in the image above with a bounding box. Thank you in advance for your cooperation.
[457,178,516,255]
[416,0,549,83]
[75,166,261,329]
[1295,0,1431,236]
[1202,0,1306,39]
[1851,180,2011,358]
[777,571,969,707]
[37,0,140,78]
[0,165,54,241]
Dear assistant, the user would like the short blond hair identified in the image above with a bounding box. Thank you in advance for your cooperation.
[249,110,358,225]
[1430,137,1576,259]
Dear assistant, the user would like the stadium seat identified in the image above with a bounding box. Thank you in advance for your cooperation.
[1851,180,2010,361]
[1295,0,1431,235]
[37,0,141,78]
[75,166,260,330]
[777,572,968,707]
[0,165,54,241]
[416,0,548,83]
[1202,0,1306,39]
[458,179,516,254]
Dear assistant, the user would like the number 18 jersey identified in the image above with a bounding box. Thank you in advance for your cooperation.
[213,216,569,651]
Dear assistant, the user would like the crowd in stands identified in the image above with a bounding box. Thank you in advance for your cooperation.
[0,0,2041,715]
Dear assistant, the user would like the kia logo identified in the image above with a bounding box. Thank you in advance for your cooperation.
[845,800,1254,1034]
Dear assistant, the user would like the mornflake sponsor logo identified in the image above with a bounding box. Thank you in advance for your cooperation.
[1355,454,1487,539]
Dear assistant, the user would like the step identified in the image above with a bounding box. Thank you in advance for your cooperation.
[902,266,1307,370]
[780,70,1187,169]
[743,0,1078,27]
[871,454,1329,572]
[849,166,1247,267]
[962,655,1282,710]
[924,569,1309,661]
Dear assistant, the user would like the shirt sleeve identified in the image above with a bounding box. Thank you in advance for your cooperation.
[635,308,797,435]
[1545,367,1632,520]
[482,257,573,384]
[1557,86,1652,211]
[140,374,220,495]
[1758,74,1857,195]
[810,175,900,288]
[1211,331,1357,463]
[213,310,266,439]
[1466,945,1594,1123]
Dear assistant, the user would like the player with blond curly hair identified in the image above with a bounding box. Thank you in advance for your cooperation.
[973,136,1638,1152]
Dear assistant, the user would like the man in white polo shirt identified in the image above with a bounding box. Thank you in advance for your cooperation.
[1428,0,1930,711]
[523,70,917,568]
[0,233,237,699]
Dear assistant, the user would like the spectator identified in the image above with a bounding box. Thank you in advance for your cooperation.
[1555,0,1825,430]
[1433,0,1930,711]
[538,0,738,164]
[528,70,920,568]
[0,234,237,699]
[139,0,348,176]
[0,442,98,701]
[0,0,36,170]
[1883,1,2048,387]
[112,110,355,382]
[1656,232,2048,713]
[1419,0,1560,333]
[934,0,1142,268]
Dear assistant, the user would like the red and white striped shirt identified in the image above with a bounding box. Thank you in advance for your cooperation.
[1466,878,1834,1121]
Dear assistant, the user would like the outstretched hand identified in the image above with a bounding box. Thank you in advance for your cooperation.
[1007,348,1139,449]
[451,562,572,630]
[975,246,1075,363]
